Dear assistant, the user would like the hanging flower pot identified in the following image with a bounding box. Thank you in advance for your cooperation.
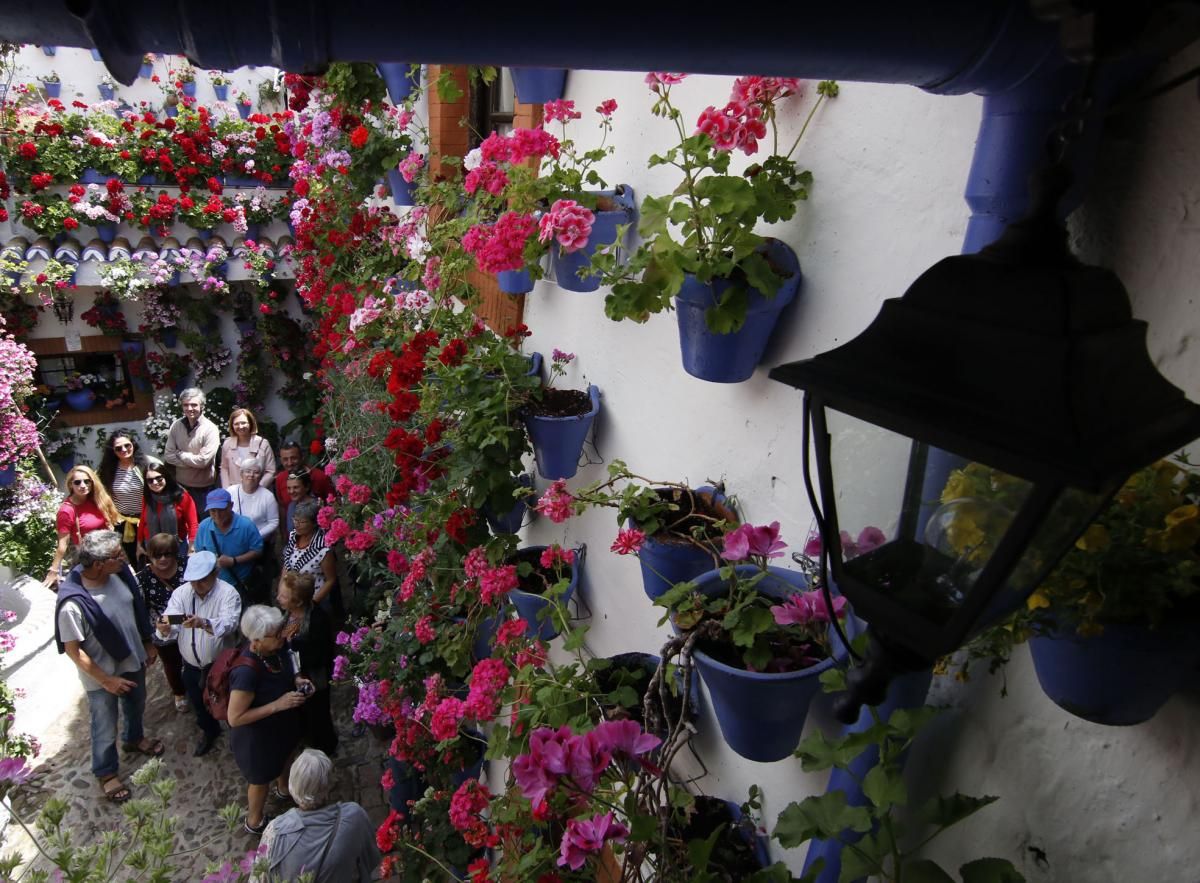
[94,222,118,244]
[510,68,568,105]
[65,389,97,412]
[159,327,178,348]
[165,104,178,118]
[596,652,701,740]
[244,223,261,242]
[524,384,600,480]
[685,566,845,762]
[509,545,584,641]
[80,168,106,185]
[119,339,152,393]
[385,757,426,813]
[54,452,76,474]
[1029,617,1200,726]
[377,62,420,103]
[41,46,57,56]
[634,485,737,601]
[181,82,197,97]
[483,472,535,535]
[385,169,415,206]
[43,81,61,99]
[171,373,194,395]
[138,62,152,79]
[237,101,251,120]
[497,268,534,295]
[675,238,802,384]
[98,84,114,101]
[0,466,16,487]
[213,84,228,102]
[234,317,256,336]
[549,187,636,293]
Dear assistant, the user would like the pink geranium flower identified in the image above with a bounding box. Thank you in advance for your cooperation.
[721,521,788,562]
[770,589,847,627]
[610,528,646,556]
[537,199,595,253]
[558,813,630,871]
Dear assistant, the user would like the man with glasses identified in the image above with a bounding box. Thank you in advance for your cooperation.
[275,441,333,507]
[163,387,221,516]
[54,530,161,803]
[156,550,242,756]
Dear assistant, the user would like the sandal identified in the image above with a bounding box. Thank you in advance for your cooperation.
[100,775,131,803]
[270,785,293,803]
[244,814,271,836]
[121,737,165,757]
[174,695,189,713]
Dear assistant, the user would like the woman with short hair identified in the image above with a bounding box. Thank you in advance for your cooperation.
[278,571,337,755]
[227,604,311,836]
[44,465,120,589]
[136,533,188,712]
[261,749,380,882]
[218,408,277,490]
[136,462,198,560]
[282,499,338,614]
[228,458,280,544]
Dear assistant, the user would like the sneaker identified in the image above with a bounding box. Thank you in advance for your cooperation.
[244,814,271,836]
[174,696,189,713]
[193,732,219,757]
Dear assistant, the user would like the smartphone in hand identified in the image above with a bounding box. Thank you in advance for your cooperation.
[166,614,187,625]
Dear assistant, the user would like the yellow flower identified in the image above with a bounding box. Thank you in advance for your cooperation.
[1165,504,1199,527]
[1074,524,1110,553]
[940,471,971,505]
[1026,589,1051,611]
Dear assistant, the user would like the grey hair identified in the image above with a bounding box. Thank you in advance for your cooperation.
[178,387,206,406]
[288,749,334,810]
[240,604,285,641]
[238,457,263,473]
[293,499,321,523]
[78,530,122,567]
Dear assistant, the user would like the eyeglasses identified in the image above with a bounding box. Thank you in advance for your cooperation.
[114,443,134,452]
[106,554,125,562]
[147,475,166,484]
[151,551,176,560]
[71,478,92,486]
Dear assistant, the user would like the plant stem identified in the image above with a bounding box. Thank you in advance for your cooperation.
[784,93,827,161]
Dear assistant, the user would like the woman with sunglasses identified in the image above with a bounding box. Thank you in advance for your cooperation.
[99,433,151,563]
[136,463,198,561]
[43,465,120,589]
[137,532,189,712]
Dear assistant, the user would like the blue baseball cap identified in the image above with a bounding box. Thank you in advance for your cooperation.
[205,488,232,510]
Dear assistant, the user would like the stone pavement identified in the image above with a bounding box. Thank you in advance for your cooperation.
[0,577,392,880]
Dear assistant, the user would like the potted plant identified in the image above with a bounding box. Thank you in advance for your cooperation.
[656,521,854,761]
[144,350,191,392]
[210,71,230,102]
[955,458,1200,725]
[235,91,252,119]
[376,62,420,104]
[521,348,600,481]
[139,54,154,79]
[508,542,584,641]
[97,73,115,102]
[79,290,128,337]
[593,75,838,383]
[40,73,61,98]
[63,372,104,412]
[174,63,196,96]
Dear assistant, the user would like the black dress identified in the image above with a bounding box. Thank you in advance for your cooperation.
[228,649,302,785]
[285,605,339,755]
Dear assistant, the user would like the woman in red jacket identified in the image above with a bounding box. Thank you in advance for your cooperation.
[136,461,198,561]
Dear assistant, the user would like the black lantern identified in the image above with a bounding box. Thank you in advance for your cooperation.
[770,171,1200,720]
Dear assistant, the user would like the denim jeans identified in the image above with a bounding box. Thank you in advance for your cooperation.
[85,666,146,778]
[181,662,221,738]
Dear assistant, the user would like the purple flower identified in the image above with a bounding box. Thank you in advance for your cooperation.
[770,589,847,627]
[551,348,576,364]
[855,526,886,555]
[721,521,788,562]
[512,725,575,805]
[588,720,661,759]
[0,756,32,794]
[558,812,630,870]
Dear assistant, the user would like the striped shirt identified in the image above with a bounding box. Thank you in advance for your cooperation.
[111,466,145,518]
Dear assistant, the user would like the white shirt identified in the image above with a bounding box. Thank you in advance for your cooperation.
[227,483,280,541]
[160,578,243,668]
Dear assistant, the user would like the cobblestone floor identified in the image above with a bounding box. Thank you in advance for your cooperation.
[3,634,390,880]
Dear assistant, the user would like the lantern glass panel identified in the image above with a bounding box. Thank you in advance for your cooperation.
[825,409,1034,626]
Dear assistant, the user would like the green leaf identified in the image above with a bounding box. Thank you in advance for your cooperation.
[638,194,673,239]
[919,793,1000,830]
[887,706,940,740]
[706,283,749,334]
[862,764,907,811]
[959,858,1026,883]
[903,859,957,883]
[687,825,723,871]
[741,251,785,298]
[773,793,872,847]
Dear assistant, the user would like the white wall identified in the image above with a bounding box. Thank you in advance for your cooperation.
[520,64,1200,881]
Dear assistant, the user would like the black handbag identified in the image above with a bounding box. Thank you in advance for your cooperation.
[210,529,269,605]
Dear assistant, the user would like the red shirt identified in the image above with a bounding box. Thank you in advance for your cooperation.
[275,464,333,505]
[137,493,199,544]
[56,498,108,543]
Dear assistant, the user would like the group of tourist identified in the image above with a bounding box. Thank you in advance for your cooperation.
[46,388,376,877]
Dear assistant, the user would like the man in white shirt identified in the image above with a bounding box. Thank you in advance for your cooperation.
[157,550,242,756]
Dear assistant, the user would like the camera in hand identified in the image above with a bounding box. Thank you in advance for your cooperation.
[296,682,315,696]
[165,614,186,625]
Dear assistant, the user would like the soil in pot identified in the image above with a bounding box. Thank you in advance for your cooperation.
[696,624,828,674]
[645,486,735,551]
[511,547,564,597]
[673,796,764,878]
[594,654,689,731]
[524,387,591,418]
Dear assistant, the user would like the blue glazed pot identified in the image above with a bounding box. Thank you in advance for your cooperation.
[138,63,152,79]
[65,389,96,412]
[526,351,543,379]
[675,238,802,384]
[171,373,193,395]
[550,186,636,293]
[41,46,56,56]
[450,732,486,788]
[91,48,102,60]
[687,565,839,762]
[44,82,61,98]
[244,223,260,241]
[1029,618,1200,726]
[510,68,567,104]
[160,327,178,348]
[80,168,107,185]
[237,102,251,120]
[377,62,420,103]
[54,453,76,474]
[497,268,533,295]
[634,486,735,601]
[181,81,196,97]
[483,473,534,535]
[524,384,600,480]
[386,169,414,206]
[95,222,118,244]
[98,84,114,101]
[120,340,152,393]
[165,104,177,118]
[213,84,228,102]
[510,545,583,641]
[0,466,15,487]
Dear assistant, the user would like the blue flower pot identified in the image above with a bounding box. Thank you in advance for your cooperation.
[139,63,152,79]
[550,186,635,293]
[98,85,114,101]
[165,104,178,118]
[235,318,256,336]
[497,268,533,295]
[0,466,15,487]
[602,651,701,739]
[237,102,251,120]
[244,223,260,241]
[120,340,152,393]
[65,389,97,412]
[687,565,841,762]
[41,46,56,57]
[95,222,118,244]
[510,68,567,105]
[385,757,425,813]
[635,486,735,601]
[91,48,102,61]
[510,545,583,641]
[44,82,61,99]
[171,373,193,395]
[80,168,107,185]
[213,84,228,102]
[377,62,420,103]
[450,733,486,788]
[526,351,543,380]
[54,453,76,474]
[160,327,178,348]
[1029,618,1200,726]
[386,169,414,206]
[483,473,534,535]
[182,82,196,97]
[524,384,600,480]
[675,238,802,383]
